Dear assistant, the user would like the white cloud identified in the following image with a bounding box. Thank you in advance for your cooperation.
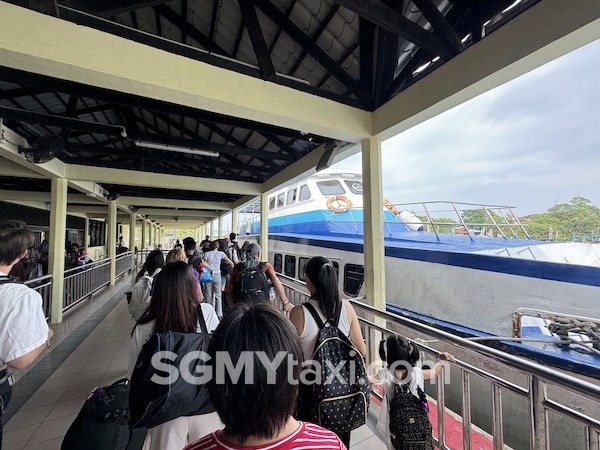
[332,39,600,215]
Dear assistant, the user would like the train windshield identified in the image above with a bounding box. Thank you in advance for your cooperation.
[316,180,345,195]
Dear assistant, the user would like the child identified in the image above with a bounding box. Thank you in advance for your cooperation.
[368,335,454,449]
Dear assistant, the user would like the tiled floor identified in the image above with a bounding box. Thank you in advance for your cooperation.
[2,277,387,449]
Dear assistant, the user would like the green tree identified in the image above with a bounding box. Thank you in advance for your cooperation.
[416,215,457,233]
[526,197,600,241]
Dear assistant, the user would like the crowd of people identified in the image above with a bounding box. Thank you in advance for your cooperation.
[127,232,454,450]
[0,220,453,449]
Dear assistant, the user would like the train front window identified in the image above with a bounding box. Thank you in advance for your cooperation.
[316,180,345,196]
[344,180,363,195]
[274,253,283,273]
[284,255,296,278]
[343,264,364,297]
[299,184,311,201]
[286,188,297,205]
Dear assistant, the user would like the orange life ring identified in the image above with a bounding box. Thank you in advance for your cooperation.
[326,195,353,213]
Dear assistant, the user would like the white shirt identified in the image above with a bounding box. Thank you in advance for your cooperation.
[299,298,351,362]
[127,303,220,379]
[204,250,227,274]
[376,366,425,447]
[378,366,424,399]
[0,272,49,370]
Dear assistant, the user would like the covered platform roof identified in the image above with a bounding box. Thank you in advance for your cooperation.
[0,0,599,227]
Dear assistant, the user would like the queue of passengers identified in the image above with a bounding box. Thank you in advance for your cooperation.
[125,234,453,450]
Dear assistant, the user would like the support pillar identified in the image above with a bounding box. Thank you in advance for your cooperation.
[49,177,67,324]
[218,215,223,239]
[362,137,385,310]
[260,193,269,259]
[108,202,117,285]
[129,213,136,269]
[231,209,238,236]
[83,218,89,252]
[141,219,147,250]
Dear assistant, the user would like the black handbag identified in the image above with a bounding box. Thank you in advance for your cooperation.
[129,306,215,429]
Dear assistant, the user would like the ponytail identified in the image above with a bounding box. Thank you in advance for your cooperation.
[305,256,341,321]
[384,335,420,368]
[379,339,387,362]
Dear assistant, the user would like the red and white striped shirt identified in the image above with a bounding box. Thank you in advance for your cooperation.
[183,421,347,450]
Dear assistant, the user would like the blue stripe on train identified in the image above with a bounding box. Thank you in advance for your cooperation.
[268,234,600,287]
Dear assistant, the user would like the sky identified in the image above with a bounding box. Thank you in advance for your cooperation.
[332,38,600,217]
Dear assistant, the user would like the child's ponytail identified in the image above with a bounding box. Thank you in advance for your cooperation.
[379,339,387,362]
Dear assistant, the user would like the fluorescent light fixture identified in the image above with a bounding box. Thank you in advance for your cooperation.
[134,141,219,158]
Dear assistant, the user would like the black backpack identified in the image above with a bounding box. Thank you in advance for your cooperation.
[220,257,232,276]
[129,306,215,429]
[389,383,433,450]
[61,378,146,450]
[297,303,369,434]
[233,263,270,303]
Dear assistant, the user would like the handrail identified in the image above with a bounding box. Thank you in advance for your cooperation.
[351,299,600,450]
[351,299,600,399]
[276,274,600,449]
[25,274,53,319]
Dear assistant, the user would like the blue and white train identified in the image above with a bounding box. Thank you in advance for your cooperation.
[240,170,600,376]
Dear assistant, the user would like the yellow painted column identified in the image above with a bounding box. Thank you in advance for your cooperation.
[260,193,269,260]
[129,213,136,269]
[141,219,147,250]
[231,209,238,236]
[49,177,67,324]
[361,137,386,310]
[218,215,223,239]
[83,218,89,252]
[108,202,117,285]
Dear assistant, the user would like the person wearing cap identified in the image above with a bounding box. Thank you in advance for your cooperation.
[225,243,293,314]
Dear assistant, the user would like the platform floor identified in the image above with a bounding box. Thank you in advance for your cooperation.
[2,277,387,449]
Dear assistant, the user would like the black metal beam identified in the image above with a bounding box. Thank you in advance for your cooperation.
[209,0,219,41]
[267,0,298,54]
[65,143,277,174]
[0,87,49,100]
[61,95,80,140]
[154,5,229,56]
[142,111,289,174]
[287,4,340,77]
[333,0,454,59]
[412,0,462,54]
[26,0,59,16]
[237,0,277,81]
[253,0,373,107]
[0,106,124,136]
[59,0,171,17]
[0,66,331,142]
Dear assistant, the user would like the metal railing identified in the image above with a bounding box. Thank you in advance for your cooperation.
[277,277,600,450]
[116,251,133,277]
[136,248,170,269]
[355,300,600,450]
[25,275,53,319]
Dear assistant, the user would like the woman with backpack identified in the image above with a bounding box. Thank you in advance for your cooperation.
[203,240,235,318]
[183,302,347,450]
[128,250,165,321]
[224,243,292,313]
[127,261,221,450]
[369,335,454,449]
[289,256,367,447]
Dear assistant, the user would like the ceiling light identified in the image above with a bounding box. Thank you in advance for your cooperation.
[134,141,219,158]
